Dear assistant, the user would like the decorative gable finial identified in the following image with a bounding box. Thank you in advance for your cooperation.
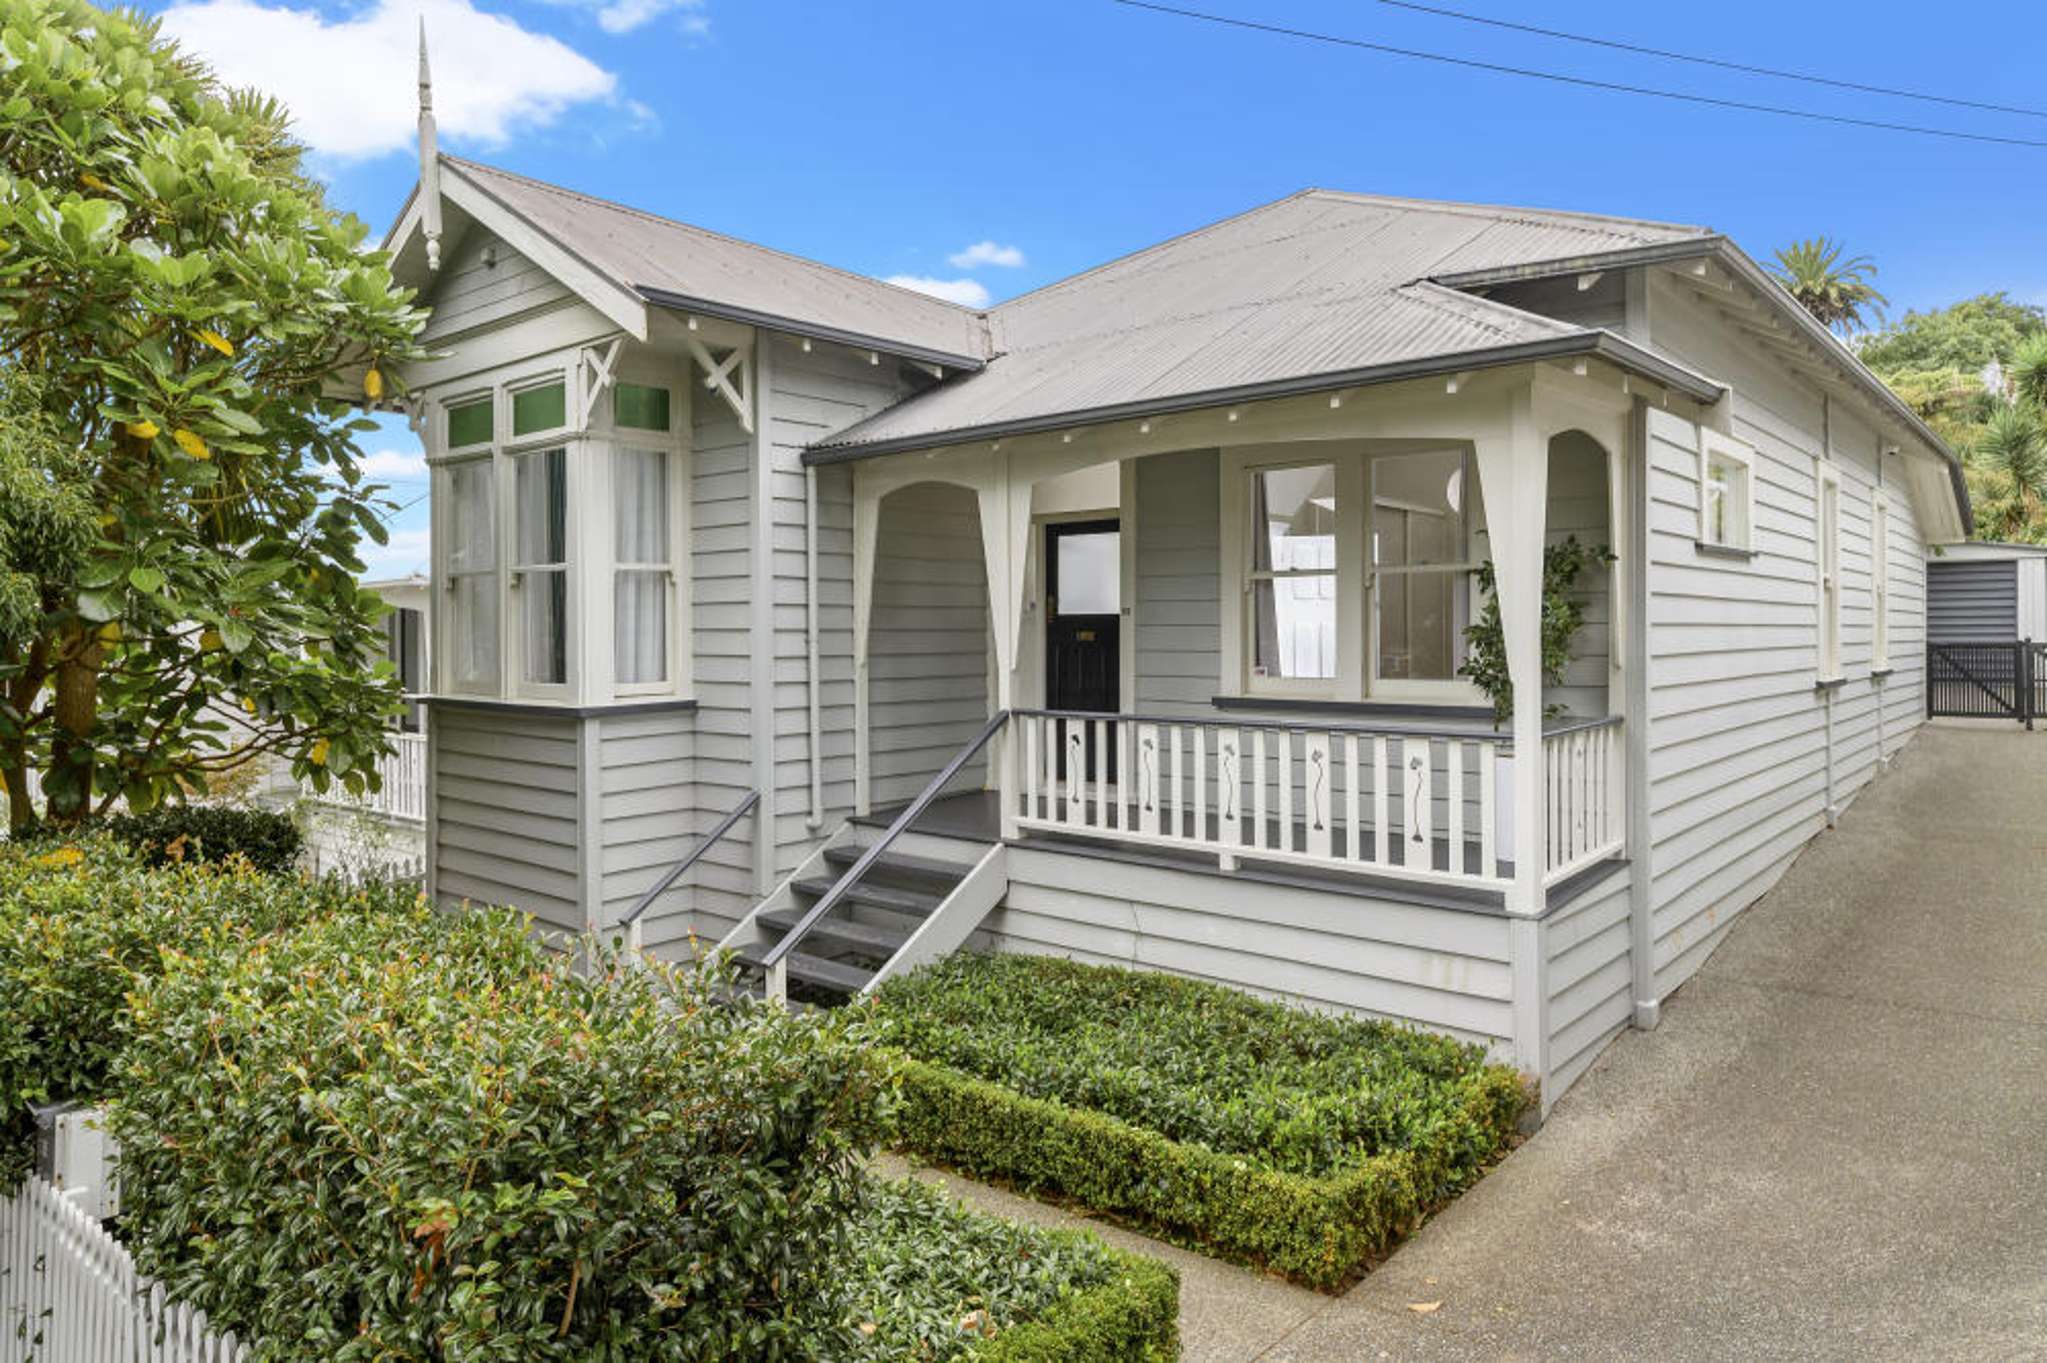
[418,17,443,271]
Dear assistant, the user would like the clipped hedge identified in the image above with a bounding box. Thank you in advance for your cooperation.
[100,804,303,874]
[871,955,1529,1290]
[0,838,406,1181]
[110,905,889,1361]
[838,1177,1178,1362]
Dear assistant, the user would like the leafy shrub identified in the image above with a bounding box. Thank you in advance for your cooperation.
[836,1177,1177,1362]
[110,907,889,1361]
[99,804,303,874]
[0,838,406,1182]
[871,955,1528,1290]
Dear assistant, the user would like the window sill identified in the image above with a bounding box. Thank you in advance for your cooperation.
[424,695,699,719]
[1694,540,1757,561]
[1212,695,1495,722]
[1814,676,1847,694]
[1870,666,1896,681]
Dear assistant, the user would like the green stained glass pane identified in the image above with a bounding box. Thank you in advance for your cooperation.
[512,381,567,436]
[447,398,493,449]
[613,382,671,432]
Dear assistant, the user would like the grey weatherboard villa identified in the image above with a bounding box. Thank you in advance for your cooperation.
[377,119,1970,1113]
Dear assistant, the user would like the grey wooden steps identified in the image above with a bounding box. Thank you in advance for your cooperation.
[733,843,980,1002]
[754,907,913,959]
[734,947,872,996]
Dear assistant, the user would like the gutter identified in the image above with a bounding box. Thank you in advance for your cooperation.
[802,329,1723,465]
[637,287,987,374]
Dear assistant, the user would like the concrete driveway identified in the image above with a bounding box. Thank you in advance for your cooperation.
[1262,723,2047,1361]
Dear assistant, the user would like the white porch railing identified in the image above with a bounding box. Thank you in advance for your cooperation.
[1,1175,251,1362]
[1011,709,1625,895]
[1541,716,1626,885]
[309,730,426,823]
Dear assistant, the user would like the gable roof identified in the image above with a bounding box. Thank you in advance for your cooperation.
[426,157,990,367]
[808,189,1718,456]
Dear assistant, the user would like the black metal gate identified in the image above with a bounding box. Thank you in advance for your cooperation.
[1927,641,2047,728]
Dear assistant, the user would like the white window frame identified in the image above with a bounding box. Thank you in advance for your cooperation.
[1240,455,1345,698]
[598,363,690,698]
[1871,488,1891,671]
[508,439,573,697]
[1219,444,1485,706]
[1367,450,1486,704]
[1698,430,1755,552]
[1816,460,1843,682]
[437,449,501,697]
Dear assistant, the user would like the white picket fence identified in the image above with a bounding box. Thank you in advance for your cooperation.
[0,1176,251,1362]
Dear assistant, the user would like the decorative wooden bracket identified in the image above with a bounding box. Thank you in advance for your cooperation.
[577,337,624,427]
[686,335,754,434]
[404,396,427,434]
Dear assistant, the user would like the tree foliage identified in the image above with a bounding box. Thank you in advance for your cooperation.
[1771,237,1889,334]
[1461,536,1614,723]
[1859,293,2047,543]
[0,0,427,826]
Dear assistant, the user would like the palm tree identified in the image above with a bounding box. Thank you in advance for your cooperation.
[2011,332,2047,411]
[1771,238,1889,334]
[1972,403,2047,541]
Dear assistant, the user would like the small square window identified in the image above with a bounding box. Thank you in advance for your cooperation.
[512,380,567,436]
[613,382,671,432]
[1699,432,1754,551]
[446,397,493,449]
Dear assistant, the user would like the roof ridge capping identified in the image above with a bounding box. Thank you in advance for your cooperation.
[441,155,993,322]
[1304,187,1714,239]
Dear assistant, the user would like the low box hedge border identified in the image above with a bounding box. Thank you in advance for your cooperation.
[974,1242,1179,1362]
[884,1052,1526,1293]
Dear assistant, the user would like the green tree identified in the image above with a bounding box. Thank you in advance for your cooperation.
[1857,292,2047,375]
[1771,238,1889,334]
[1969,404,2047,543]
[0,0,427,827]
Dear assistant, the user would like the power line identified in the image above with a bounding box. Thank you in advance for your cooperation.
[1371,0,2047,121]
[1110,1,2047,150]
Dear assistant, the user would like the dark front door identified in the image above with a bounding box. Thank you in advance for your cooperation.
[1045,519,1120,779]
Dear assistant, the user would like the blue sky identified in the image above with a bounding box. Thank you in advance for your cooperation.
[148,0,2047,577]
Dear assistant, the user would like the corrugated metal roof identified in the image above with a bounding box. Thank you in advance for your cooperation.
[444,157,989,365]
[812,189,1713,453]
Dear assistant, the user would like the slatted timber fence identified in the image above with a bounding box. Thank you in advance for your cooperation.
[1,1175,252,1362]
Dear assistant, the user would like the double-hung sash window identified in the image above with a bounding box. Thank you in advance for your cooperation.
[1371,450,1474,683]
[1235,447,1484,702]
[1248,463,1339,685]
[514,446,569,687]
[1817,462,1843,681]
[445,457,498,691]
[614,447,672,687]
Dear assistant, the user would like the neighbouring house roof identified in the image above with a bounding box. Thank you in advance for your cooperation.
[436,157,990,368]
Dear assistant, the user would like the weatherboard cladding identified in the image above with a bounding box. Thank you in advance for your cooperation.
[444,157,986,364]
[815,191,1712,451]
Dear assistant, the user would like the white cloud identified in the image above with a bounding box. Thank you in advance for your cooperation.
[359,526,432,580]
[357,449,428,480]
[886,275,992,309]
[160,0,617,161]
[595,0,706,34]
[948,240,1026,270]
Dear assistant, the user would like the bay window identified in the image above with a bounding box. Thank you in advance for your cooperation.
[614,447,671,687]
[444,456,498,691]
[514,446,569,687]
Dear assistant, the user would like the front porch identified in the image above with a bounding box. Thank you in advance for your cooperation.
[841,360,1656,920]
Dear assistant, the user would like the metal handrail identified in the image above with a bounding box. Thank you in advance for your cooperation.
[758,709,1010,972]
[620,790,760,930]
